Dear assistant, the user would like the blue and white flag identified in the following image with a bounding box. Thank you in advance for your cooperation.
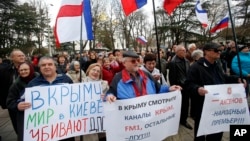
[195,0,208,28]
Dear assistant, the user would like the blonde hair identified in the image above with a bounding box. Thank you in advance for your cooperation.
[86,63,103,79]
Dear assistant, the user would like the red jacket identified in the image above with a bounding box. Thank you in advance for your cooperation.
[102,63,124,85]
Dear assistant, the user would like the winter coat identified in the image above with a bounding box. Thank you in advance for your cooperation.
[27,73,73,87]
[102,64,123,85]
[185,57,239,118]
[231,52,250,77]
[107,69,169,99]
[66,70,86,83]
[6,72,39,141]
[0,63,19,108]
[169,55,190,87]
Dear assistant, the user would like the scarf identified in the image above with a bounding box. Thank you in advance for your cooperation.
[122,69,147,97]
[19,63,35,84]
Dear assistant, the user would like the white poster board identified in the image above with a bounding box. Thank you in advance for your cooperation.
[24,82,105,141]
[103,90,182,141]
[197,84,250,137]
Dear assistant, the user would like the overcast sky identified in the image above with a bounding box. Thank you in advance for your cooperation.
[18,0,238,27]
[17,0,165,26]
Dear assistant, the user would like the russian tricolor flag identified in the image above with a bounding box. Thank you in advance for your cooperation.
[195,0,208,28]
[137,36,147,45]
[121,0,147,16]
[210,13,229,33]
[54,0,93,46]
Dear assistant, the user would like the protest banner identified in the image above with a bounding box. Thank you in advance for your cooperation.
[197,84,250,137]
[103,90,182,141]
[24,82,104,141]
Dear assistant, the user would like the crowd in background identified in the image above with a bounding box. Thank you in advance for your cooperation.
[0,40,249,141]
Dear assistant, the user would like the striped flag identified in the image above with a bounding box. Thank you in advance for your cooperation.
[210,13,229,33]
[121,0,147,16]
[54,0,93,47]
[163,0,184,15]
[136,36,147,45]
[195,0,208,28]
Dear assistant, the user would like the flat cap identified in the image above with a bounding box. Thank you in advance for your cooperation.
[203,42,221,50]
[123,50,139,58]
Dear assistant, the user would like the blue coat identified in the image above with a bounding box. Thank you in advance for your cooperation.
[231,52,250,77]
[27,73,73,87]
[106,69,169,99]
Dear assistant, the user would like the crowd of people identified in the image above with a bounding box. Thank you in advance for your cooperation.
[0,40,249,141]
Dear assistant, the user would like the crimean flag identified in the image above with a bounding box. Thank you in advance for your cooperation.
[136,36,147,45]
[54,0,93,47]
[163,0,184,15]
[195,0,208,28]
[210,13,229,33]
[121,0,147,16]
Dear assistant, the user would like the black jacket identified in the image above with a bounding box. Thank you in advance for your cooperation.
[0,63,19,108]
[168,55,190,87]
[185,57,239,116]
[6,73,39,141]
[6,72,39,111]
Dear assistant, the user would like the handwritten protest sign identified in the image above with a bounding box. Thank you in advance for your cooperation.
[197,84,250,137]
[24,82,105,141]
[103,90,182,141]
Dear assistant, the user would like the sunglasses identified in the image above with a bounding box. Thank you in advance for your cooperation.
[128,58,140,64]
[207,49,222,53]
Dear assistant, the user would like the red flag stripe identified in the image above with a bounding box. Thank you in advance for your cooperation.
[54,4,82,48]
[121,0,147,16]
[210,16,229,33]
[56,5,82,18]
[163,0,184,15]
[210,22,228,33]
[121,0,137,16]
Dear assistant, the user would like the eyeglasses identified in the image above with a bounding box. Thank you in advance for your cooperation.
[128,58,140,64]
[207,49,222,53]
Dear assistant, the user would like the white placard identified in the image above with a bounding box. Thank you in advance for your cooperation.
[197,84,250,137]
[24,82,104,141]
[103,90,182,141]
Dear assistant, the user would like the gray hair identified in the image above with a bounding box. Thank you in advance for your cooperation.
[73,60,80,65]
[121,57,128,63]
[38,56,57,67]
[10,49,24,59]
[187,43,196,51]
[191,49,203,61]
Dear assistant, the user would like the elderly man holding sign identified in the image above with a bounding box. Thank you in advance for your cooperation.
[106,50,182,102]
[105,50,182,141]
[185,42,247,141]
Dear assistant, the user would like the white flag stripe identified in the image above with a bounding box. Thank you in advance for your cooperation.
[195,0,208,28]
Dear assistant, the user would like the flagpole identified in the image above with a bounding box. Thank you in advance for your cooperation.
[79,2,84,141]
[79,2,84,83]
[226,0,243,80]
[152,0,162,84]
